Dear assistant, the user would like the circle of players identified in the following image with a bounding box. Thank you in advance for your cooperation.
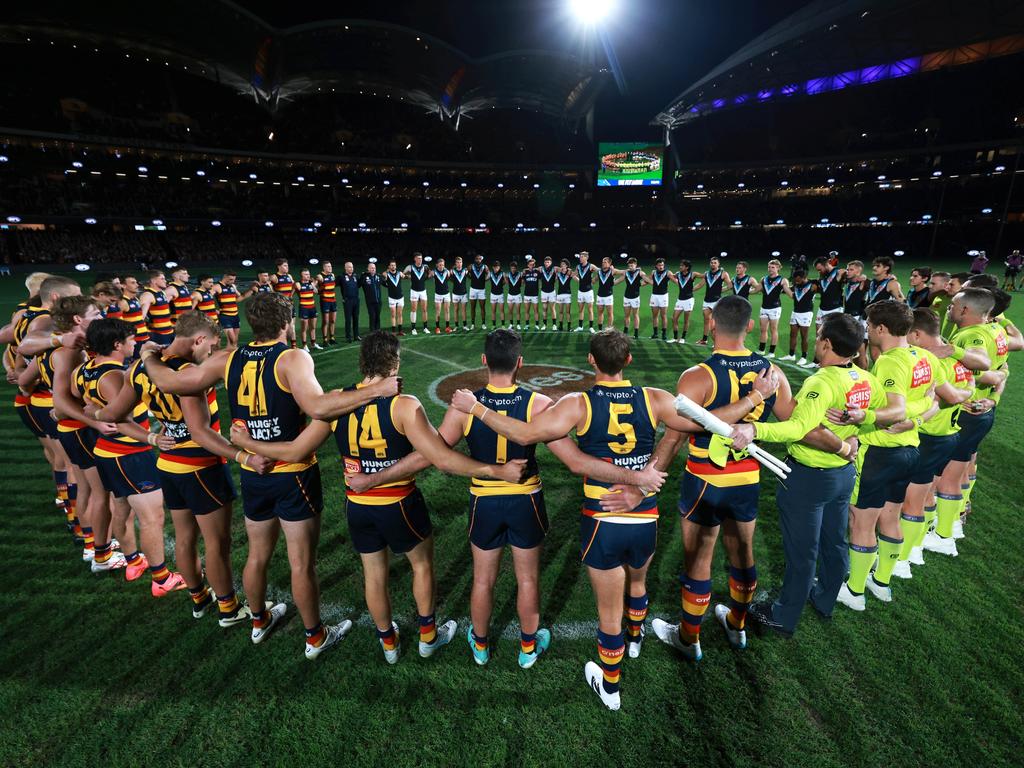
[2,248,1016,713]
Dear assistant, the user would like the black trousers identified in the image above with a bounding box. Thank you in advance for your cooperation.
[366,302,381,330]
[342,300,360,340]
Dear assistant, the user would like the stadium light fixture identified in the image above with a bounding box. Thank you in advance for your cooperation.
[733,220,742,225]
[516,222,524,228]
[309,258,319,265]
[995,165,1006,172]
[72,161,83,168]
[75,264,90,272]
[569,0,617,25]
[533,183,540,189]
[737,182,745,188]
[383,180,391,185]
[84,217,97,224]
[553,222,561,228]
[314,222,322,228]
[0,155,8,162]
[359,222,367,228]
[138,166,148,173]
[249,173,257,180]
[780,180,789,186]
[776,219,784,225]
[589,222,597,228]
[771,251,781,257]
[242,259,254,267]
[869,216,879,222]
[441,222,449,228]
[981,207,993,214]
[211,220,221,227]
[152,219,163,225]
[6,216,21,223]
[827,178,835,183]
[265,221,274,227]
[479,223,488,228]
[568,183,576,189]
[719,251,728,257]
[820,217,829,223]
[400,222,408,228]
[165,262,178,269]
[932,170,942,177]
[422,181,430,187]
[922,214,933,220]
[694,221,703,226]
[196,170,205,177]
[341,177,349,183]
[460,182,468,188]
[297,176,305,181]
[497,183,504,188]
[877,175,886,180]
[894,250,905,256]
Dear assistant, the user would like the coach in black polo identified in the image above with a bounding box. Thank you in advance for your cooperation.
[362,260,382,331]
[341,261,361,342]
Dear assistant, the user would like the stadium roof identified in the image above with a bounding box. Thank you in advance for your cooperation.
[653,0,1024,128]
[0,0,609,122]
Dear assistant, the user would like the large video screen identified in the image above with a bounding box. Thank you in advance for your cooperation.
[597,142,663,187]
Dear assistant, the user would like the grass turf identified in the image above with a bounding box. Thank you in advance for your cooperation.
[1,262,1023,768]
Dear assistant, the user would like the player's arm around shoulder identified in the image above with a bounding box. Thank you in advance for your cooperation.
[451,387,584,444]
[143,346,228,395]
[768,363,796,419]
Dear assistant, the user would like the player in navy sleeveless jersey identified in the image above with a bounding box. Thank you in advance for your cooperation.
[230,330,525,665]
[608,298,795,662]
[451,330,747,711]
[431,257,453,334]
[866,256,904,310]
[539,255,558,330]
[646,257,671,341]
[572,251,597,332]
[696,255,732,345]
[779,269,818,367]
[141,293,400,659]
[383,259,406,334]
[814,256,845,328]
[404,252,431,335]
[732,261,755,300]
[554,259,574,331]
[469,253,489,329]
[521,256,542,330]
[450,255,470,330]
[487,260,507,328]
[757,258,790,358]
[669,259,700,344]
[505,261,524,330]
[621,257,646,339]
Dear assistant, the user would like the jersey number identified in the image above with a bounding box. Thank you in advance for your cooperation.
[348,405,388,459]
[149,388,182,422]
[729,370,766,422]
[236,361,268,417]
[607,403,636,455]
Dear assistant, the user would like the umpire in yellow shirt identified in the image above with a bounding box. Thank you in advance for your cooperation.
[729,314,885,636]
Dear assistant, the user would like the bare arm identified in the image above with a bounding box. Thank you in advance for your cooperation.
[451,388,586,444]
[931,342,991,371]
[888,280,905,302]
[51,349,116,433]
[16,357,40,390]
[936,381,972,406]
[94,368,143,422]
[230,419,333,463]
[277,349,400,421]
[142,347,230,395]
[178,392,270,470]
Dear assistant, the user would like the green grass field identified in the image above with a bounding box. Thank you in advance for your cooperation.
[2,263,1023,768]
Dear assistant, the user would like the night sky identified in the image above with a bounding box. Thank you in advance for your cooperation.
[235,0,807,138]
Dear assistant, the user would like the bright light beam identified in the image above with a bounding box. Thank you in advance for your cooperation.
[569,0,617,25]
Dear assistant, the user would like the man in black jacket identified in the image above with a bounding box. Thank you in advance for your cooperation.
[361,260,382,331]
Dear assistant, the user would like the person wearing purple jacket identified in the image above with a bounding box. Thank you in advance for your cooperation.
[1003,249,1022,292]
[969,250,989,275]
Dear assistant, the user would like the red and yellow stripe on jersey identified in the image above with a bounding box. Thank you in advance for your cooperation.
[142,287,174,339]
[298,282,317,310]
[76,359,152,457]
[463,384,541,496]
[103,301,123,319]
[170,282,192,318]
[319,273,336,303]
[216,281,239,317]
[195,290,218,320]
[273,274,295,297]
[122,295,149,343]
[29,348,54,408]
[129,357,223,473]
[12,305,52,406]
[334,388,415,505]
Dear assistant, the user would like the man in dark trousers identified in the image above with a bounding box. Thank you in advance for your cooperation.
[341,261,361,342]
[362,260,382,331]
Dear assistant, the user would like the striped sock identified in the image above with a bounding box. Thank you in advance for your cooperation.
[873,534,902,585]
[188,584,211,606]
[125,550,143,567]
[216,591,240,617]
[625,593,648,639]
[305,623,326,647]
[82,526,95,553]
[149,561,171,584]
[94,542,112,564]
[963,475,977,505]
[377,624,398,651]
[898,513,926,560]
[472,629,489,653]
[936,493,962,538]
[847,544,877,594]
[252,608,271,628]
[54,471,68,508]
[679,574,712,645]
[67,483,78,523]
[418,613,437,645]
[520,630,536,655]
[727,565,758,630]
[596,630,625,695]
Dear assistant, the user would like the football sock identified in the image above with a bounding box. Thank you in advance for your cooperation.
[625,593,648,639]
[963,475,977,505]
[189,584,211,607]
[598,324,603,330]
[769,344,777,354]
[378,624,398,651]
[847,544,877,593]
[422,322,428,331]
[94,541,112,564]
[66,482,79,525]
[418,613,437,644]
[661,329,667,340]
[673,329,679,340]
[305,623,326,648]
[701,335,708,343]
[935,493,962,538]
[472,628,488,654]
[633,329,639,339]
[873,534,902,585]
[435,321,440,330]
[596,630,624,695]
[216,591,241,617]
[898,513,926,560]
[727,565,757,630]
[149,561,172,584]
[679,574,712,644]
[54,471,69,516]
[252,608,271,628]
[125,550,143,567]
[920,505,937,545]
[82,526,95,553]
[520,630,536,655]
[758,342,766,352]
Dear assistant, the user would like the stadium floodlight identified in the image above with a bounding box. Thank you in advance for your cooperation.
[138,166,147,173]
[400,222,408,228]
[589,222,597,228]
[497,183,504,188]
[827,178,836,183]
[780,180,789,186]
[569,0,617,25]
[533,183,540,189]
[424,256,433,263]
[737,182,745,188]
[982,208,993,214]
[75,264,90,272]
[696,184,704,190]
[922,214,933,220]
[152,219,163,225]
[0,155,8,162]
[694,220,703,226]
[6,216,21,223]
[309,258,319,265]
[341,177,349,183]
[297,176,305,181]
[248,173,257,180]
[359,222,366,228]
[516,222,524,228]
[84,217,97,224]
[619,252,628,259]
[719,251,728,257]
[877,175,886,180]
[241,259,254,267]
[776,219,784,224]
[869,216,879,222]
[211,220,221,227]
[995,165,1006,172]
[968,250,980,256]
[553,222,560,228]
[383,180,391,185]
[369,257,378,264]
[771,251,781,257]
[422,181,430,187]
[894,250,905,256]
[72,161,83,168]
[165,261,178,269]
[734,220,742,225]
[568,183,576,189]
[932,170,942,177]
[196,170,205,177]
[479,223,487,228]
[264,221,274,227]
[313,221,322,228]
[460,182,468,188]
[820,217,829,223]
